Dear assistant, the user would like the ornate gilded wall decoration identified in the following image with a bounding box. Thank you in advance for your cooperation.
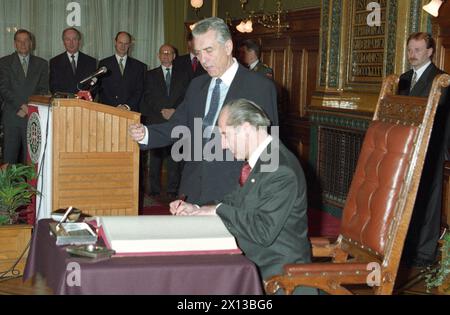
[319,0,330,87]
[346,0,387,85]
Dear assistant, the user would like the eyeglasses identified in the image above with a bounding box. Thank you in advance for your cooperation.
[160,50,174,55]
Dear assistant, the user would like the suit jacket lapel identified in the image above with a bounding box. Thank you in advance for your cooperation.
[199,76,213,118]
[27,55,41,83]
[76,52,84,76]
[239,139,278,193]
[12,53,26,81]
[111,56,122,80]
[223,65,244,104]
[63,53,76,78]
[410,63,436,96]
[122,57,130,79]
[157,67,168,94]
[171,67,180,94]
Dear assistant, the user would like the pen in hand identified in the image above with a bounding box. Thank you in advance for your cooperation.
[175,194,187,212]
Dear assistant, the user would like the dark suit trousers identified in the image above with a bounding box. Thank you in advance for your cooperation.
[2,123,27,164]
[403,146,443,264]
[149,146,180,194]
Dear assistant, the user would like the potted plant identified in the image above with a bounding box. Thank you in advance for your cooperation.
[425,231,450,294]
[0,163,37,277]
[0,163,38,225]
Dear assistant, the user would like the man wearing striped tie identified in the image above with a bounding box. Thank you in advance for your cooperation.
[398,32,450,269]
[0,29,48,164]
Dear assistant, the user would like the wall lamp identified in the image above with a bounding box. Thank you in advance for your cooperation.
[423,0,445,17]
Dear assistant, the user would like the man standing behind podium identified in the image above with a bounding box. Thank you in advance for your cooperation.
[239,39,273,79]
[49,27,97,95]
[0,29,48,164]
[141,44,190,197]
[98,31,146,112]
[174,32,206,81]
[128,17,278,205]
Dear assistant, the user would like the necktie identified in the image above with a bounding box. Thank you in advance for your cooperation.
[119,58,124,76]
[203,78,222,138]
[410,71,418,92]
[239,162,252,186]
[21,58,28,76]
[165,68,171,95]
[70,54,76,75]
[192,56,198,72]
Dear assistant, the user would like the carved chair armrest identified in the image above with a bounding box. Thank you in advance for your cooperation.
[310,236,339,257]
[265,263,371,295]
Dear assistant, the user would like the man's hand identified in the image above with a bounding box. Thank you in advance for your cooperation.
[170,200,216,216]
[161,108,175,120]
[117,104,131,111]
[16,104,28,118]
[128,123,146,142]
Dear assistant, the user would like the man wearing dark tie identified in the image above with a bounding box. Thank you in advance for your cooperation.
[398,32,450,268]
[0,29,48,164]
[49,27,97,95]
[98,31,146,112]
[173,32,206,81]
[141,44,190,197]
[129,17,278,206]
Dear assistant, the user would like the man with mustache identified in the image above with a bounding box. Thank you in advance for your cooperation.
[398,32,450,268]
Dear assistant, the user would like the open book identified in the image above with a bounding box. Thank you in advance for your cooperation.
[98,216,241,256]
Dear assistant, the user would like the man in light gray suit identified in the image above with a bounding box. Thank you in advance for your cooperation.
[0,29,48,164]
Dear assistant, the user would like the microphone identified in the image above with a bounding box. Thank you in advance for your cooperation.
[79,66,107,85]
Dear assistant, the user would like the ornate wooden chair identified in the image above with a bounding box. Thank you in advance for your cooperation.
[265,74,450,295]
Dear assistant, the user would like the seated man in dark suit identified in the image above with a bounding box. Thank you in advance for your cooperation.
[170,99,315,294]
[49,27,97,95]
[238,39,273,79]
[128,17,278,206]
[173,32,206,81]
[98,31,146,112]
[141,44,190,197]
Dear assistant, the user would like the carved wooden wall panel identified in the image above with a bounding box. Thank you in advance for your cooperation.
[232,8,320,166]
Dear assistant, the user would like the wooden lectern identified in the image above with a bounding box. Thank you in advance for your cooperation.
[27,96,140,219]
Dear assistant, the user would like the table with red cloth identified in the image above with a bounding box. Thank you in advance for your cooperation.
[23,219,263,295]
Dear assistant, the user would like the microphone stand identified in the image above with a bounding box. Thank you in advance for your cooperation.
[76,78,98,102]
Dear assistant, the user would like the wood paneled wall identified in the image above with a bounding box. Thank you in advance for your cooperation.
[232,8,321,165]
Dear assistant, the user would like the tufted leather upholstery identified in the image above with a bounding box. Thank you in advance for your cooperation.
[341,121,418,255]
